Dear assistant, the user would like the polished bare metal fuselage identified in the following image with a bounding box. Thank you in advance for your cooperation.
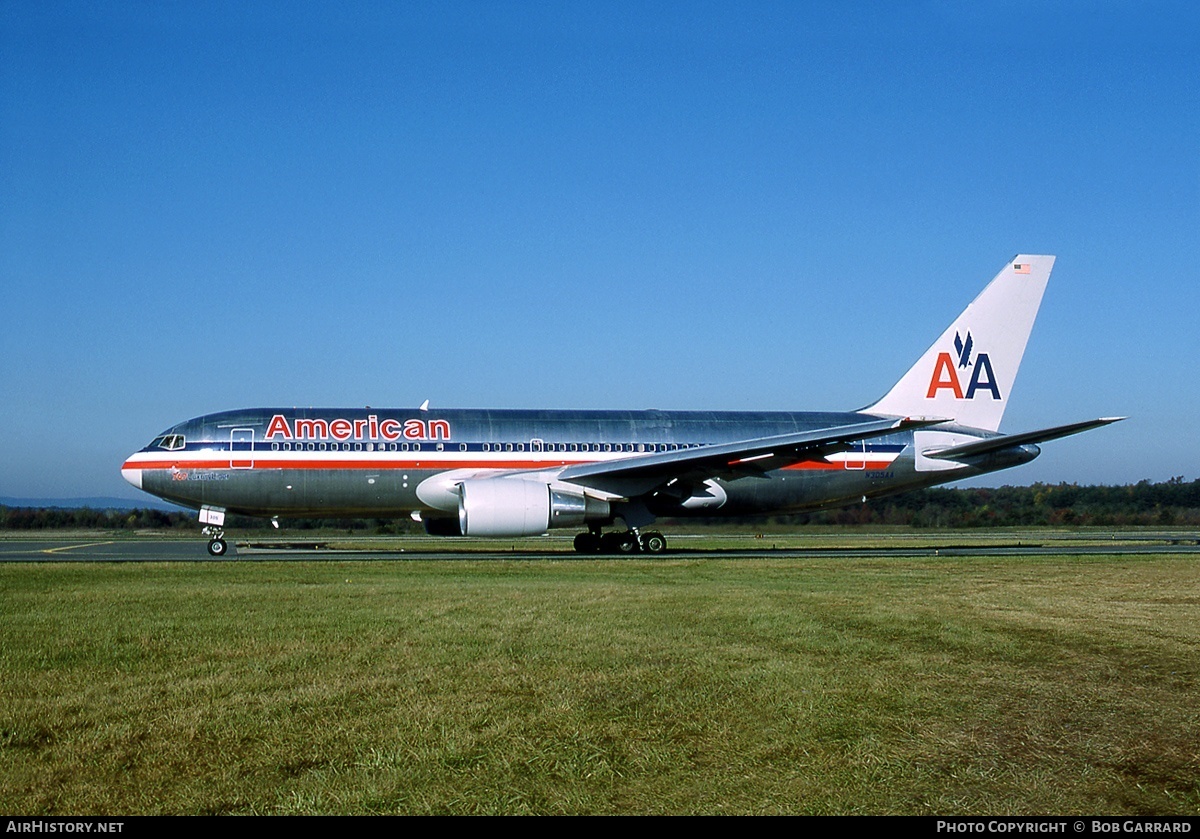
[125,406,1035,521]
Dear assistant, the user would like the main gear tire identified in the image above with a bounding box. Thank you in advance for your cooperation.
[640,531,667,554]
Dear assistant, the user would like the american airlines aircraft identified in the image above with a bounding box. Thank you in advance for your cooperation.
[122,255,1120,556]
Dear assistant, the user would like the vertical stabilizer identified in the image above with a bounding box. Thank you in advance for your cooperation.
[862,254,1054,432]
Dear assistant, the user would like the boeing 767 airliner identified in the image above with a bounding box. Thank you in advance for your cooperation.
[122,255,1121,555]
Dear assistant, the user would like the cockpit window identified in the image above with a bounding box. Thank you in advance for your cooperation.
[152,434,186,451]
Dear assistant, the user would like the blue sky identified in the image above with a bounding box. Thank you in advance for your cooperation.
[2,1,1197,500]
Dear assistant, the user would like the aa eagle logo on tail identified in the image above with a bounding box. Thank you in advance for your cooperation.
[927,330,1000,400]
[954,331,973,368]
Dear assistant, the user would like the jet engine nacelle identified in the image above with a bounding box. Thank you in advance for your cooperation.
[457,479,611,537]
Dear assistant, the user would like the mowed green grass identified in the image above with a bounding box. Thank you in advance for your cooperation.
[2,555,1198,814]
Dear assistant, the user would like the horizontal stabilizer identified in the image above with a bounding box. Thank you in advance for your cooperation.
[923,417,1125,461]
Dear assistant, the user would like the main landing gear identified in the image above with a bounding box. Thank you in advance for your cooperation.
[573,528,667,555]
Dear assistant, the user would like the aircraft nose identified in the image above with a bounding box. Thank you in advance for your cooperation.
[121,460,143,490]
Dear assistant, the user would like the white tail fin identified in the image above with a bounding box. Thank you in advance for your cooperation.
[862,254,1054,432]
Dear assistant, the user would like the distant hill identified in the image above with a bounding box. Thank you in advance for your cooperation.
[0,496,190,512]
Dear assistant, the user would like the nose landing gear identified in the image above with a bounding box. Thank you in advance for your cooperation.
[205,530,228,556]
[200,505,229,557]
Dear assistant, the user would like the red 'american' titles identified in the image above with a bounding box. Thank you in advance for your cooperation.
[264,414,451,442]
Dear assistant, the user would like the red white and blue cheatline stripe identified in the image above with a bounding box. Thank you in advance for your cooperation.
[121,445,904,475]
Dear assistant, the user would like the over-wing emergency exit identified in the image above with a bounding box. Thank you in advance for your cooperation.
[122,255,1121,555]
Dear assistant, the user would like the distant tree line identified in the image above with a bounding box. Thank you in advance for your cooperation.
[749,477,1200,528]
[3,478,1199,531]
[0,506,197,531]
[0,505,420,533]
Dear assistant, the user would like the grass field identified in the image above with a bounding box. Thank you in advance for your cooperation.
[2,548,1198,814]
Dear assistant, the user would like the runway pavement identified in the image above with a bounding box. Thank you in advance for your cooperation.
[2,535,1199,562]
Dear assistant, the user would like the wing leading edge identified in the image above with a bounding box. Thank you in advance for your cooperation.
[557,416,946,498]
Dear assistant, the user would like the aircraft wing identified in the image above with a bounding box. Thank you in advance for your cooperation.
[557,416,944,498]
[922,417,1126,461]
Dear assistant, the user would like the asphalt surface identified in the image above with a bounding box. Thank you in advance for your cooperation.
[2,536,1199,562]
